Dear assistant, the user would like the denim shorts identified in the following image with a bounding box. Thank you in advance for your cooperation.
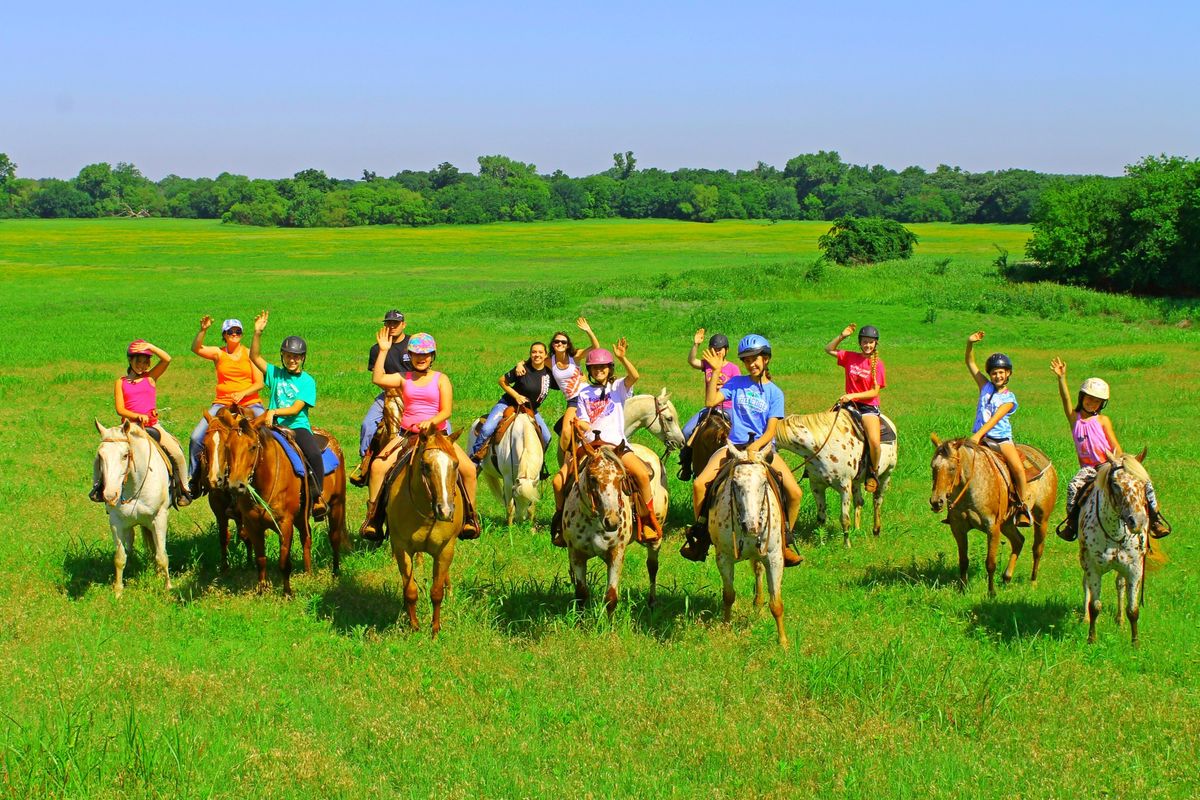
[853,402,880,417]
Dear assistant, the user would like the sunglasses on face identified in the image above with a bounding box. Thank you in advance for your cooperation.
[225,330,243,336]
[552,340,568,346]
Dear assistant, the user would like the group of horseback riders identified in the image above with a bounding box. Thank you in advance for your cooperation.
[95,309,1169,555]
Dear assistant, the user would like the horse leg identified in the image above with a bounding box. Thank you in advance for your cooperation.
[429,545,454,639]
[151,510,171,591]
[1029,509,1047,586]
[1126,559,1142,647]
[716,551,736,624]
[752,559,765,607]
[872,473,890,537]
[110,519,132,597]
[809,472,828,528]
[216,507,232,572]
[278,517,295,599]
[327,487,346,576]
[766,549,787,649]
[839,485,853,547]
[603,545,627,619]
[1084,568,1102,644]
[985,523,1003,597]
[951,524,970,592]
[1114,574,1126,628]
[395,549,419,631]
[568,547,589,606]
[1001,524,1024,584]
[852,480,864,530]
[251,524,269,594]
[645,542,660,608]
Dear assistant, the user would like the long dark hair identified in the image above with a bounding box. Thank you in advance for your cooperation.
[550,331,577,358]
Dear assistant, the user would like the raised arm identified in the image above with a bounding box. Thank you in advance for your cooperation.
[1050,357,1074,425]
[249,311,271,374]
[965,331,987,389]
[574,316,601,362]
[370,327,405,389]
[191,315,221,361]
[701,347,727,408]
[687,328,705,369]
[825,323,856,357]
[614,337,638,389]
[135,341,172,381]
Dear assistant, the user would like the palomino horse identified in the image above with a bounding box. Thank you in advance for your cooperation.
[556,389,685,467]
[199,406,251,570]
[221,413,350,596]
[776,409,899,546]
[384,429,467,636]
[929,435,1058,596]
[470,407,543,526]
[561,439,668,615]
[707,443,788,647]
[93,420,173,596]
[1079,452,1155,646]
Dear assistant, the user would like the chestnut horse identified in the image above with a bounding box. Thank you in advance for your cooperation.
[221,413,349,596]
[199,407,251,570]
[929,434,1058,596]
[384,429,467,636]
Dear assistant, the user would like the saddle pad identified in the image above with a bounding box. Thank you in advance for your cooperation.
[269,429,340,477]
[844,405,896,443]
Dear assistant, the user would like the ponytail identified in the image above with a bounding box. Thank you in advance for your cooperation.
[868,351,878,389]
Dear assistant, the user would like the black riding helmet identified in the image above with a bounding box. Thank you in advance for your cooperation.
[858,325,880,340]
[280,335,308,356]
[985,352,1013,372]
[709,333,730,350]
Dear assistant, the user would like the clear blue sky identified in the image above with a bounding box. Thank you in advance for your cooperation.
[3,1,1197,180]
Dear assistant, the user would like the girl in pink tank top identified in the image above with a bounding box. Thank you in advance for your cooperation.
[359,330,479,539]
[1051,357,1169,539]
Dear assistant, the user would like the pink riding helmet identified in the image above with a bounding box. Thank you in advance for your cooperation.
[407,332,437,354]
[126,339,149,356]
[586,348,614,366]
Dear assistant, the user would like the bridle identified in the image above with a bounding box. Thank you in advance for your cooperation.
[577,448,628,518]
[729,457,772,538]
[97,432,150,505]
[1094,463,1146,543]
[647,395,679,454]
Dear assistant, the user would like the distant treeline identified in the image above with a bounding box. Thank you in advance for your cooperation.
[0,151,1094,227]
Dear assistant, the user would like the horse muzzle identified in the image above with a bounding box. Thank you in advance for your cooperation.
[602,512,622,533]
[435,501,455,522]
[929,496,945,513]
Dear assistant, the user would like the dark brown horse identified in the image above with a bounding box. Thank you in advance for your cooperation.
[222,414,349,596]
[688,410,730,480]
[929,434,1058,596]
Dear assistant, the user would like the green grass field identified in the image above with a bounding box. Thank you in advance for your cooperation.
[1,218,1198,798]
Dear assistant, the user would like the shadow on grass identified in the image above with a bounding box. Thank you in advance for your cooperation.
[856,553,963,590]
[313,573,403,634]
[966,596,1076,642]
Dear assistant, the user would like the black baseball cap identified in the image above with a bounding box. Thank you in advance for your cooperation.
[382,309,405,323]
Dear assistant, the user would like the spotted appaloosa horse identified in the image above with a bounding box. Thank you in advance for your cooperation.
[93,419,173,596]
[776,409,898,546]
[929,434,1058,596]
[561,440,667,615]
[1079,452,1155,646]
[707,443,789,648]
[384,430,467,637]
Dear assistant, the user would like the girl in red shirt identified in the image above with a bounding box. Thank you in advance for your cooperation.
[824,323,885,492]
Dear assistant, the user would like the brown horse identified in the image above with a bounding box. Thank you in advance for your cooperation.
[222,414,349,596]
[200,407,251,570]
[929,434,1058,596]
[385,429,466,636]
[687,410,730,481]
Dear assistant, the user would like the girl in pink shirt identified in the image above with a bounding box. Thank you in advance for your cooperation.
[1051,357,1169,540]
[824,323,886,492]
[360,330,479,541]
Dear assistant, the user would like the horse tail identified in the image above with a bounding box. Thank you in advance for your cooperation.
[1146,540,1168,572]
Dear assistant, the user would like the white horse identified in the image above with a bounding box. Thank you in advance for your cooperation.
[472,410,544,526]
[93,419,173,596]
[708,443,788,648]
[562,441,667,614]
[776,409,899,546]
[1080,453,1154,646]
[624,390,686,452]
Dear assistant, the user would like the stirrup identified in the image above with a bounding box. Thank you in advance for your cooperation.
[1055,514,1077,542]
[679,521,711,562]
[1150,512,1172,539]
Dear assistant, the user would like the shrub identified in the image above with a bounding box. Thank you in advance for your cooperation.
[817,216,918,265]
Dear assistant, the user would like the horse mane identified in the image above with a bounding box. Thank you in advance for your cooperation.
[1115,453,1151,484]
[784,411,839,445]
[422,430,458,457]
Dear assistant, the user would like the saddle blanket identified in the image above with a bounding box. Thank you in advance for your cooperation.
[269,429,341,477]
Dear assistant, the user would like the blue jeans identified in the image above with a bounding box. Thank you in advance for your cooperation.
[189,403,265,474]
[470,402,552,458]
[682,410,703,440]
[359,392,386,456]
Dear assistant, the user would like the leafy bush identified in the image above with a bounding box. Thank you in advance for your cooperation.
[817,216,918,265]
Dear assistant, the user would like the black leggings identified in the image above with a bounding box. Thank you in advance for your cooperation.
[292,428,325,486]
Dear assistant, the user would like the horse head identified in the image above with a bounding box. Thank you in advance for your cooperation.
[726,442,774,537]
[94,419,133,506]
[224,412,267,495]
[579,443,627,533]
[928,433,963,513]
[417,428,462,522]
[652,389,686,451]
[1105,451,1151,534]
[202,407,241,490]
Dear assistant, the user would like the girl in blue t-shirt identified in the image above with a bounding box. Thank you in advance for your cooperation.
[250,310,327,521]
[681,334,804,566]
[965,330,1030,527]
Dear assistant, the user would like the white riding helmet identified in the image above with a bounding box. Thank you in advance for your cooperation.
[1079,377,1110,400]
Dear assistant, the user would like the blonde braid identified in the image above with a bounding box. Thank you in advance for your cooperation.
[869,351,878,389]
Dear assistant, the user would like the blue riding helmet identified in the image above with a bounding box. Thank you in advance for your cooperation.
[737,334,771,358]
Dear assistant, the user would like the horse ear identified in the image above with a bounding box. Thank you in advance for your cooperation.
[448,428,464,444]
[658,387,669,399]
[1135,447,1147,463]
[204,410,215,423]
[121,419,132,434]
[930,432,941,449]
[95,419,106,436]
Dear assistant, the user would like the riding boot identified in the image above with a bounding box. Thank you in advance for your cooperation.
[174,473,192,507]
[459,481,481,540]
[188,470,207,499]
[349,449,372,488]
[677,445,693,481]
[359,499,385,541]
[309,475,328,521]
[635,499,663,544]
[1014,502,1032,528]
[1149,507,1172,539]
[550,508,567,547]
[1055,501,1081,542]
[782,530,804,567]
[679,520,711,562]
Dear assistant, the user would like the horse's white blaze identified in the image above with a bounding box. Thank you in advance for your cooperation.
[430,451,456,521]
[207,430,222,487]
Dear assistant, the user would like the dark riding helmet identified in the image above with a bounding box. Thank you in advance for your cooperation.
[985,352,1013,373]
[708,333,730,351]
[280,335,308,356]
[858,325,880,340]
